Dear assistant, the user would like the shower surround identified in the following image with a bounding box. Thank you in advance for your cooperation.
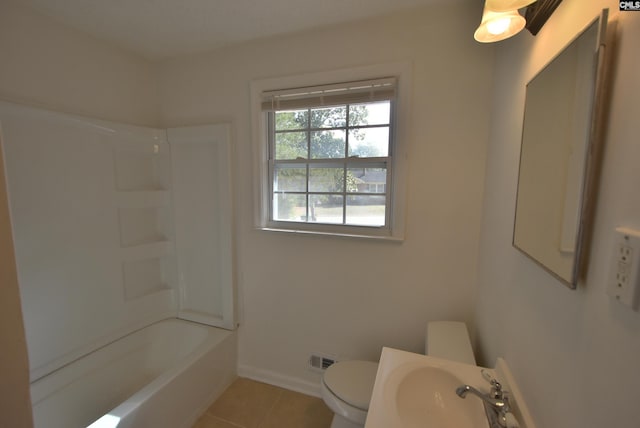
[0,100,236,427]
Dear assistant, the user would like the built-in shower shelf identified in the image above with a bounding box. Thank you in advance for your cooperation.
[124,287,174,306]
[122,255,173,300]
[116,190,170,207]
[121,241,172,262]
[121,235,169,248]
[114,139,176,304]
[117,206,171,247]
[114,140,171,192]
[117,194,172,248]
[124,279,171,300]
[125,282,172,301]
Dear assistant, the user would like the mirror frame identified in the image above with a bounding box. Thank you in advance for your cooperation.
[513,9,610,288]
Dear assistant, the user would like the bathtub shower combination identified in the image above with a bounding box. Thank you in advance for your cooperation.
[0,101,237,428]
[32,320,236,428]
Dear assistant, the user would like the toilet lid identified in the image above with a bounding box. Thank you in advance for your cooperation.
[323,360,379,411]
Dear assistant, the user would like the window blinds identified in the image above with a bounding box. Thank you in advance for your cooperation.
[261,77,396,111]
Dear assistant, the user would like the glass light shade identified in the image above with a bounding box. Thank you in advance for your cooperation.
[487,17,511,35]
[474,7,526,43]
[485,0,537,13]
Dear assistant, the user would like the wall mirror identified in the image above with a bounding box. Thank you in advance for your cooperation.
[513,10,609,288]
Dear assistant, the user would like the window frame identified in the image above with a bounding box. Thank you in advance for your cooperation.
[268,100,394,229]
[250,63,410,240]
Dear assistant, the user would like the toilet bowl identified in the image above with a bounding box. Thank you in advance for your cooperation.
[320,321,475,428]
[321,360,378,428]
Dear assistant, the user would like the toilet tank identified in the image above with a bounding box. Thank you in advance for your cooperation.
[425,321,476,365]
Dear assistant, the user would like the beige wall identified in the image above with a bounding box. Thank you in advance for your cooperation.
[0,1,159,127]
[157,2,493,392]
[6,0,639,425]
[0,136,33,427]
[4,0,639,426]
[475,1,640,427]
[0,0,494,410]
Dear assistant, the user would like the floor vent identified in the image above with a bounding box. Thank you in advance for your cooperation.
[309,353,336,372]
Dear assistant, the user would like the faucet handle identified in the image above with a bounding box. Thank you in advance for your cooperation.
[480,368,498,384]
[481,369,504,399]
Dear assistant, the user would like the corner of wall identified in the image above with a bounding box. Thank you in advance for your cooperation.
[0,136,33,427]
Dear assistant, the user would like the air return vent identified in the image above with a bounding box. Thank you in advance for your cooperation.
[309,353,337,372]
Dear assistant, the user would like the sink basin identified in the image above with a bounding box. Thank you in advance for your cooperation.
[390,365,486,428]
[366,348,490,428]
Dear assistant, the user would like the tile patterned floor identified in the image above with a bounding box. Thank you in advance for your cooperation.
[192,378,333,428]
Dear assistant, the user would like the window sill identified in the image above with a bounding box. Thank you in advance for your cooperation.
[257,226,404,242]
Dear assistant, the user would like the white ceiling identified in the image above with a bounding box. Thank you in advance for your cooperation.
[22,0,468,60]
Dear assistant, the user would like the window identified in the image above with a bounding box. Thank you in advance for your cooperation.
[251,65,409,240]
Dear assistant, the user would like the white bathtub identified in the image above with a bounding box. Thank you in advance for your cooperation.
[30,318,237,428]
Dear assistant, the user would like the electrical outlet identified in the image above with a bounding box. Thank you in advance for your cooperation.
[607,227,640,310]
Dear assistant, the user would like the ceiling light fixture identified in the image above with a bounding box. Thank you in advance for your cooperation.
[485,0,538,13]
[474,2,530,43]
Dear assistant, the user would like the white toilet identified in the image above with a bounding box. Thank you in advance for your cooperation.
[320,321,476,428]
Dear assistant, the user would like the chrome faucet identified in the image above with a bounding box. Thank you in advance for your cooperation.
[455,384,510,412]
[456,371,517,428]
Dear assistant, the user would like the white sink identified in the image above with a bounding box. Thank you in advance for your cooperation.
[365,347,491,428]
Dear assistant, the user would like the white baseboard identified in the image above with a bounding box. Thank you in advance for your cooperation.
[238,364,322,398]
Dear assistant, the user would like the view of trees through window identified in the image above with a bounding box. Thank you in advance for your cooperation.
[270,101,391,226]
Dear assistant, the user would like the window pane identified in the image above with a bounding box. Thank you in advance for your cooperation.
[273,194,306,222]
[265,80,398,234]
[348,127,389,157]
[274,166,306,192]
[275,131,308,159]
[311,130,346,159]
[349,102,391,127]
[310,195,343,224]
[311,106,346,128]
[275,109,308,130]
[309,166,344,192]
[348,167,386,193]
[346,195,386,226]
